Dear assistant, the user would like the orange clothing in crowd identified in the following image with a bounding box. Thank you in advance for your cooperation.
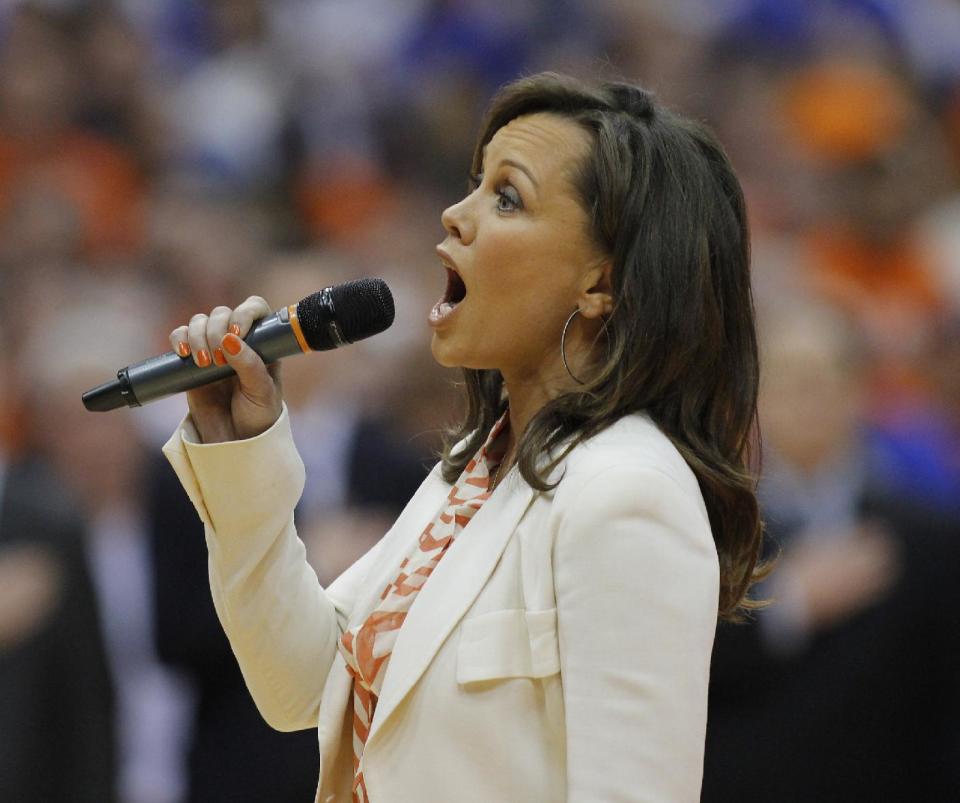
[0,130,144,259]
[806,226,942,317]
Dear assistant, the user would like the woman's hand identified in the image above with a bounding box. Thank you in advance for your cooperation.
[169,296,283,443]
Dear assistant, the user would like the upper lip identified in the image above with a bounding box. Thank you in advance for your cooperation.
[436,244,467,304]
[435,244,460,274]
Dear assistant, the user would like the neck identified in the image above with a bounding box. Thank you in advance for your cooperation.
[502,383,546,460]
[500,364,577,463]
[498,315,605,463]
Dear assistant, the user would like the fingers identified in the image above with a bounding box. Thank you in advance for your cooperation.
[169,324,190,358]
[206,306,233,366]
[167,296,273,368]
[220,331,280,409]
[188,313,213,367]
[229,295,272,339]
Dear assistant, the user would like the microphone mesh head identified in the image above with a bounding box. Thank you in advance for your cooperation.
[297,277,395,350]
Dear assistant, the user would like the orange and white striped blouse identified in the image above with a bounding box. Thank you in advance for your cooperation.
[338,412,510,803]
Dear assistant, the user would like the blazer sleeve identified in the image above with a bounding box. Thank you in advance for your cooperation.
[161,405,384,732]
[553,463,720,802]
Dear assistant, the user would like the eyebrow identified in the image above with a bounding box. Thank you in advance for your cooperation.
[498,159,539,190]
[481,146,540,190]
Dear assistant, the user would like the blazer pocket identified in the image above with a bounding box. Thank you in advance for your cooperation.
[456,608,560,685]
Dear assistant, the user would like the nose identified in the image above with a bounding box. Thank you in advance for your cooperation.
[440,194,475,245]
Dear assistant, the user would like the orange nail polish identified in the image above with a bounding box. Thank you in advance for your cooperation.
[197,349,211,367]
[213,348,227,366]
[229,323,241,337]
[176,341,190,357]
[222,333,242,356]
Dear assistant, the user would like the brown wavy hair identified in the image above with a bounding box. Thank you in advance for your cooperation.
[440,72,767,621]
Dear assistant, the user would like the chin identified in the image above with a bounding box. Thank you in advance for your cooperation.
[430,333,463,368]
[430,334,495,372]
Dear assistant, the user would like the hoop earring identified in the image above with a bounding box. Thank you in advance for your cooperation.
[561,309,586,385]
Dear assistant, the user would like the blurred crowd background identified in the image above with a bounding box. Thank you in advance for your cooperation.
[0,1,958,801]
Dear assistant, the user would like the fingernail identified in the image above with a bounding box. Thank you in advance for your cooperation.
[197,349,211,367]
[213,348,227,366]
[176,342,190,357]
[228,323,241,337]
[222,333,242,356]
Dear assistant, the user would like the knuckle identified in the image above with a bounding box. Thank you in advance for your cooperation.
[210,305,233,317]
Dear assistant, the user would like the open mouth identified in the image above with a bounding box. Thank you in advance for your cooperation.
[429,265,467,326]
[444,267,467,306]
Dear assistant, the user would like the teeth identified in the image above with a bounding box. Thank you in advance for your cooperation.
[430,299,460,324]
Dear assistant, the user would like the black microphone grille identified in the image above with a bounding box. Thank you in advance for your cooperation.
[297,277,395,351]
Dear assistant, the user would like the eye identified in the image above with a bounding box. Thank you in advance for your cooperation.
[495,183,522,213]
[468,172,483,192]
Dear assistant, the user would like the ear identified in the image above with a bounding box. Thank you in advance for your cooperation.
[578,257,614,320]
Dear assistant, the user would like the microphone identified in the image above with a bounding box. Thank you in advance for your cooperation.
[82,277,395,412]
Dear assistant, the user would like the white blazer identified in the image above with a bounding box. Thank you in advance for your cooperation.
[162,406,719,802]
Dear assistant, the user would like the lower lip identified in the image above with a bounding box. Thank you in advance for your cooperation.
[428,299,462,328]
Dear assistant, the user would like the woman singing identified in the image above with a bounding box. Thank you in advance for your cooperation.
[162,72,765,802]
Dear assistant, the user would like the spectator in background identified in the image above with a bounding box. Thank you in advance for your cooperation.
[74,5,170,175]
[21,288,195,803]
[0,343,116,803]
[865,312,960,517]
[781,59,951,350]
[776,56,960,520]
[166,0,296,193]
[147,447,321,803]
[703,303,960,802]
[0,6,145,262]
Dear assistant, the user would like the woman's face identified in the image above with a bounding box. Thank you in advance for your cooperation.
[431,112,606,383]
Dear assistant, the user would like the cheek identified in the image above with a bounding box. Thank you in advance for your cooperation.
[474,230,579,313]
[473,266,566,349]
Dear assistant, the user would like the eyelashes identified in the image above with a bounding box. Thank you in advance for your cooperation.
[495,184,522,212]
[466,172,523,212]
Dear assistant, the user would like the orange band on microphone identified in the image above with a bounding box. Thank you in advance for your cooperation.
[287,304,311,352]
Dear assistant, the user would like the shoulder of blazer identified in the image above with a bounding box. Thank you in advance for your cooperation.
[553,413,709,523]
[566,414,696,484]
[442,415,704,516]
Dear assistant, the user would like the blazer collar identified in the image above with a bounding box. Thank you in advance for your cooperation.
[364,466,538,747]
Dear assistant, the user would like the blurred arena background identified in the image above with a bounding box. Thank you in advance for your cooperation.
[0,1,957,801]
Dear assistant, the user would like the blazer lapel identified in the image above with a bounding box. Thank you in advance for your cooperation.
[365,469,537,746]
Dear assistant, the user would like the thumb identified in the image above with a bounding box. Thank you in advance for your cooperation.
[220,332,279,405]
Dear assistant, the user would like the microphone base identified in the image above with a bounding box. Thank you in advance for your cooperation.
[82,374,137,412]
